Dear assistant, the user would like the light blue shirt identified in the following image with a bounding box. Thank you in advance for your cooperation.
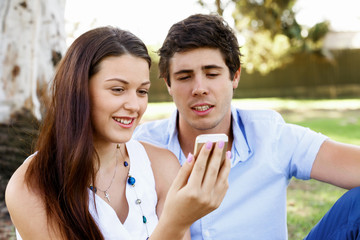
[133,106,327,240]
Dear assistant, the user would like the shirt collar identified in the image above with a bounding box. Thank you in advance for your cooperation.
[167,111,187,164]
[230,106,253,166]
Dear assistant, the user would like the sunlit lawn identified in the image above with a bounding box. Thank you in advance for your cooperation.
[280,100,359,239]
[144,98,360,239]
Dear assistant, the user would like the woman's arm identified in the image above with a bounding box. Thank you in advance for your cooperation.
[143,141,231,240]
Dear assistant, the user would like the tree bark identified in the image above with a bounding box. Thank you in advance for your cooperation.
[0,0,66,203]
[0,0,66,123]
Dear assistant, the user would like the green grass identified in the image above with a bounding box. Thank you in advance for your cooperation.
[281,104,359,239]
[286,117,360,145]
[287,179,347,239]
[145,98,360,239]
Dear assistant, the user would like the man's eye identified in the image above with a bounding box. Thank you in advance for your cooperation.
[207,73,219,77]
[178,76,190,80]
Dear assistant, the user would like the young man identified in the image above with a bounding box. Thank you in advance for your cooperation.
[133,14,360,239]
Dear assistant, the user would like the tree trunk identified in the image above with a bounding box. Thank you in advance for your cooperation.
[0,0,66,123]
[215,0,224,16]
[0,0,66,202]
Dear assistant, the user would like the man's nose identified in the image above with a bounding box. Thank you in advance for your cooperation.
[191,75,209,96]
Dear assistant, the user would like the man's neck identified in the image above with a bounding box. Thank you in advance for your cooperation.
[177,114,233,158]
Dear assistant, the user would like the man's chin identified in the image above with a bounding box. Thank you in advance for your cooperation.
[190,122,218,131]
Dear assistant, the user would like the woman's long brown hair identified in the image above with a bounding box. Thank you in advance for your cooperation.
[25,26,151,239]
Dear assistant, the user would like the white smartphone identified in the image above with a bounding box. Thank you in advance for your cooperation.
[193,134,228,162]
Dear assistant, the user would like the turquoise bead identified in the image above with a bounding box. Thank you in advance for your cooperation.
[89,186,97,193]
[128,176,136,186]
[143,216,147,223]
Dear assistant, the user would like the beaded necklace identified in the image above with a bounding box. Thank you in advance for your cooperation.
[90,143,149,239]
[124,143,149,239]
[127,174,150,239]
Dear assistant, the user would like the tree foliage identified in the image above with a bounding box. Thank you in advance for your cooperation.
[197,0,231,15]
[197,0,330,74]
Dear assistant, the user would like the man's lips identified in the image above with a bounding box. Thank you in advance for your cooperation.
[191,104,214,115]
[192,105,212,111]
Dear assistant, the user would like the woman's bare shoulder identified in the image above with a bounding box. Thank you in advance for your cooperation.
[6,155,34,204]
[5,155,52,239]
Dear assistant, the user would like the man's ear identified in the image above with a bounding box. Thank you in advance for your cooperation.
[232,67,241,89]
[164,78,172,96]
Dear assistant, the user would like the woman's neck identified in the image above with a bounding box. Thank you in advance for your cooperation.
[93,142,122,169]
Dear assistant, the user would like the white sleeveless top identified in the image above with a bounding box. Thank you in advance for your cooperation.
[16,140,159,240]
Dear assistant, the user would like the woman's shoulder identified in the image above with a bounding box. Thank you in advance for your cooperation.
[5,155,48,238]
[6,155,34,203]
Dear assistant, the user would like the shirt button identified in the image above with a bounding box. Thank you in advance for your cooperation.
[204,230,210,238]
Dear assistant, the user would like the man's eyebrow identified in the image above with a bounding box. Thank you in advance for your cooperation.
[173,69,193,75]
[174,65,223,75]
[203,65,223,70]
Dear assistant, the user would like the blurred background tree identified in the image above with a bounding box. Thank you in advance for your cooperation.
[0,0,66,122]
[197,0,330,74]
[0,0,66,203]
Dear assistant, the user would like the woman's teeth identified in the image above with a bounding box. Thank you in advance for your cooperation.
[114,118,132,125]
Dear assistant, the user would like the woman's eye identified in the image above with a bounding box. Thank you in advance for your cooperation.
[138,89,149,95]
[111,87,124,93]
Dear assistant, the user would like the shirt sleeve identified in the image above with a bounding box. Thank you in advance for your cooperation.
[275,121,328,180]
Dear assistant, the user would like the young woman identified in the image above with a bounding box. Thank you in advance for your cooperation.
[5,26,231,240]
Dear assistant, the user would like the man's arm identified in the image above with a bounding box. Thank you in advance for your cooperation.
[310,139,360,189]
